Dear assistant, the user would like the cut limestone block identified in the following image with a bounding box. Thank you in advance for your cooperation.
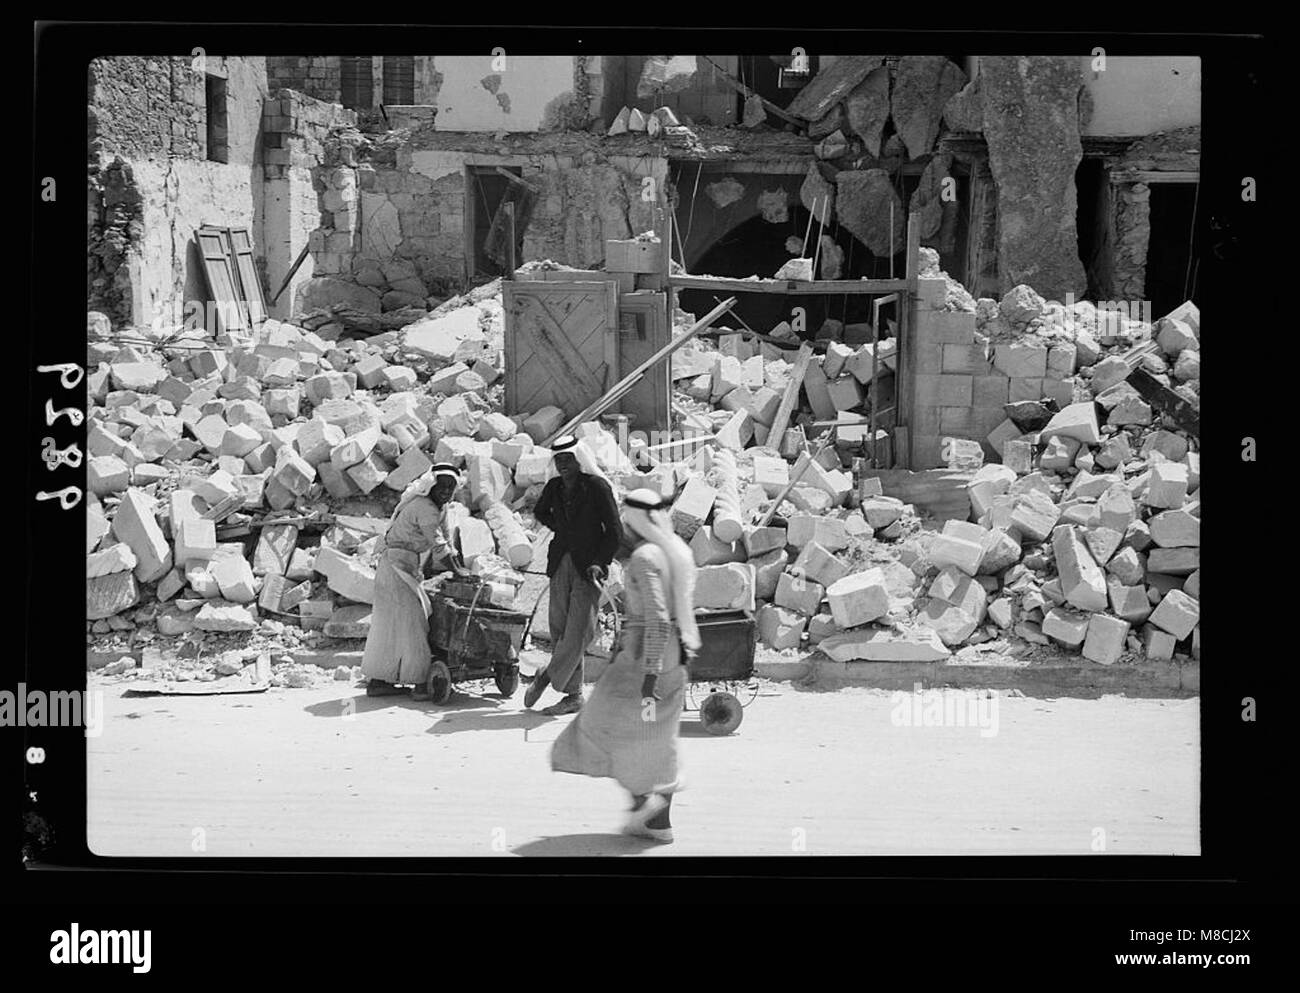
[1007,489,1060,543]
[325,604,373,639]
[89,456,130,497]
[743,526,787,560]
[819,626,950,662]
[1052,524,1108,612]
[792,541,850,588]
[752,549,789,600]
[112,487,173,583]
[690,525,744,567]
[992,341,1048,378]
[967,464,1017,519]
[806,613,840,645]
[917,598,980,647]
[273,448,317,497]
[788,515,849,552]
[1146,547,1199,576]
[752,456,790,498]
[286,547,316,582]
[1042,606,1090,647]
[671,477,717,541]
[329,425,381,471]
[258,573,290,612]
[466,454,511,508]
[1142,624,1176,660]
[792,452,853,505]
[802,360,838,421]
[209,555,256,604]
[456,517,496,567]
[346,451,389,494]
[775,572,826,616]
[193,600,258,632]
[1039,402,1101,446]
[1039,435,1081,471]
[1149,588,1199,640]
[384,445,433,492]
[87,543,137,578]
[1145,462,1188,509]
[826,568,890,629]
[296,419,346,466]
[1083,527,1124,566]
[253,523,299,576]
[988,597,1014,628]
[695,563,755,610]
[861,496,906,530]
[523,407,566,444]
[174,518,218,565]
[716,409,755,451]
[313,546,376,604]
[929,566,988,623]
[1081,613,1129,665]
[87,571,139,619]
[928,522,986,577]
[978,528,1021,575]
[757,604,806,650]
[1108,579,1153,624]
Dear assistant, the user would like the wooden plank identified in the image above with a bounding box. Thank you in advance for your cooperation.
[766,342,814,450]
[1126,367,1200,437]
[195,227,247,333]
[504,281,618,416]
[668,275,911,294]
[226,227,268,324]
[1109,170,1199,184]
[904,210,921,283]
[544,297,737,445]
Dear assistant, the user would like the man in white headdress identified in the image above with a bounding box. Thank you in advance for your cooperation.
[524,434,624,716]
[361,463,461,699]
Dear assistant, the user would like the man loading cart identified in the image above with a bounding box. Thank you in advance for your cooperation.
[524,435,624,716]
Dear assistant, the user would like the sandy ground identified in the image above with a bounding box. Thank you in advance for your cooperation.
[86,676,1199,857]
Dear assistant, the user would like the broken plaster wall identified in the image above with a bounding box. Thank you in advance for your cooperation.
[87,56,269,330]
[418,56,585,132]
[316,138,668,304]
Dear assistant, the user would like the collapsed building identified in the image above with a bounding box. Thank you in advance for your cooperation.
[84,53,1201,684]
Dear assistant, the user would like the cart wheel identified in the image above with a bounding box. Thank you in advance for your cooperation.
[426,660,453,705]
[494,666,520,698]
[699,692,743,736]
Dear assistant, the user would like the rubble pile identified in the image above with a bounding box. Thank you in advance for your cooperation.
[83,286,553,685]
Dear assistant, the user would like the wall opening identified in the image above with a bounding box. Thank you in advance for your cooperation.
[383,56,415,106]
[341,56,374,111]
[205,74,228,163]
[467,165,524,280]
[1076,158,1111,300]
[735,54,822,114]
[1145,181,1197,317]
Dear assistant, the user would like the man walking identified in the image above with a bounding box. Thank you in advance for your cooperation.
[526,435,623,716]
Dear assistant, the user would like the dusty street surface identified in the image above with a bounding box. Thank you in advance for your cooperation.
[87,677,1198,857]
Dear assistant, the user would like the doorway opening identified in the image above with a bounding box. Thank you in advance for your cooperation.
[1145,182,1198,317]
[467,165,525,280]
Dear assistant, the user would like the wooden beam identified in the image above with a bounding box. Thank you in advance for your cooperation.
[765,343,814,453]
[543,296,737,445]
[904,210,921,283]
[698,55,806,129]
[668,275,910,294]
[1109,170,1199,184]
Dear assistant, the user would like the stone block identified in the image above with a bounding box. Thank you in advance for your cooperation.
[1082,613,1129,665]
[819,627,950,662]
[986,419,1022,459]
[928,522,986,577]
[751,456,789,498]
[87,570,139,619]
[776,572,826,616]
[695,563,755,610]
[112,488,173,583]
[174,517,217,565]
[787,515,849,552]
[757,604,806,650]
[1042,606,1090,647]
[670,477,717,540]
[1145,462,1188,509]
[743,526,787,560]
[384,444,432,492]
[993,341,1048,379]
[1007,489,1060,544]
[345,451,389,493]
[1108,579,1153,624]
[978,528,1021,575]
[792,541,850,588]
[1040,402,1101,446]
[273,448,317,496]
[826,568,890,629]
[209,555,256,604]
[313,545,376,603]
[690,525,744,567]
[751,549,789,600]
[1149,588,1199,640]
[253,524,299,576]
[295,419,346,466]
[1052,524,1108,612]
[194,600,258,632]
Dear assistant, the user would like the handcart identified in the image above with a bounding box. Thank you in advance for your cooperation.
[422,577,534,705]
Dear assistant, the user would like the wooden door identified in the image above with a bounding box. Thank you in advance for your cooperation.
[616,291,670,431]
[196,226,247,334]
[503,280,620,422]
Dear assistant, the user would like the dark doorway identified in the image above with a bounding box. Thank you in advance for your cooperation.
[1076,159,1112,300]
[468,166,524,279]
[341,56,373,111]
[1145,182,1197,318]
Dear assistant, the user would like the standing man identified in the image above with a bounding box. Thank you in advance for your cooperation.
[525,435,623,716]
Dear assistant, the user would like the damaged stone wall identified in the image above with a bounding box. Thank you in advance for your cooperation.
[265,57,343,105]
[296,129,667,315]
[88,56,270,330]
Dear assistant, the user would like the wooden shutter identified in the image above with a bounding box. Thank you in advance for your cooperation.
[225,227,268,324]
[196,227,247,334]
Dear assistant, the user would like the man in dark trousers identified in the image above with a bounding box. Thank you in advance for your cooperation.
[525,435,623,716]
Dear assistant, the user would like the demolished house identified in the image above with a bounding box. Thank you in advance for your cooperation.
[85,53,1201,686]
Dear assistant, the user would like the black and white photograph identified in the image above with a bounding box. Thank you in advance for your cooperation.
[70,44,1217,859]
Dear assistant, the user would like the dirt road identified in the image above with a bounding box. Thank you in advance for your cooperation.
[86,676,1198,857]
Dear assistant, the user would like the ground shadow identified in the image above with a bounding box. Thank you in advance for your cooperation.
[303,693,430,717]
[678,720,737,738]
[512,833,663,857]
[429,709,552,735]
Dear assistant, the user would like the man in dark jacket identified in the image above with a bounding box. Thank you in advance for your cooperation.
[525,435,623,716]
